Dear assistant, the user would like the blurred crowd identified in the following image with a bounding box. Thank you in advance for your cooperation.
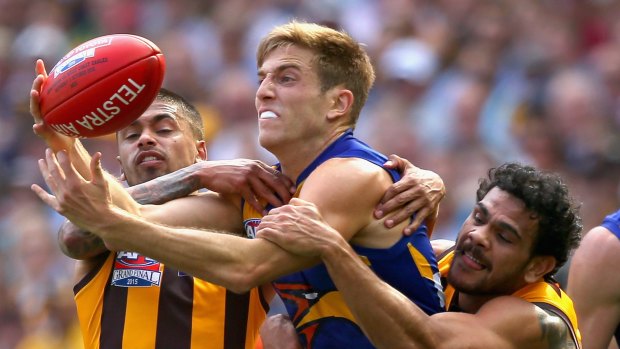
[1,0,620,348]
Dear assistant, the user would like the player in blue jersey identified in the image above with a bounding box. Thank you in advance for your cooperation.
[568,208,620,349]
[259,162,583,349]
[30,21,445,348]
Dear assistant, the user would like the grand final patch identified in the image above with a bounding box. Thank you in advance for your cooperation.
[111,251,162,287]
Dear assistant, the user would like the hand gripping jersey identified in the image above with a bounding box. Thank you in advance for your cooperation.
[600,208,620,347]
[74,250,268,349]
[243,130,444,349]
[437,249,582,348]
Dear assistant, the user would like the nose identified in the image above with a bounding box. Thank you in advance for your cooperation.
[256,75,275,101]
[467,226,491,249]
[137,129,157,147]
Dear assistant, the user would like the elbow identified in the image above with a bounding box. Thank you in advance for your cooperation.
[58,220,107,260]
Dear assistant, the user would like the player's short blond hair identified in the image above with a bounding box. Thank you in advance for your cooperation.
[257,21,375,126]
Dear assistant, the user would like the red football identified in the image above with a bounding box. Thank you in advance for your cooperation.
[40,34,166,138]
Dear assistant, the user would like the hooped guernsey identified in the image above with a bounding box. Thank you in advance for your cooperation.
[74,250,268,349]
[243,130,445,349]
[437,249,582,348]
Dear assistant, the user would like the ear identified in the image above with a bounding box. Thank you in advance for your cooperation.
[524,255,556,283]
[326,88,354,122]
[116,155,126,182]
[196,140,207,161]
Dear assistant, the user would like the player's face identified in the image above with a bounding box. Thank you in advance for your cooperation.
[255,45,335,155]
[448,187,540,296]
[117,102,204,185]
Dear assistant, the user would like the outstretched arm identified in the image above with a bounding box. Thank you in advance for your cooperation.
[128,159,295,212]
[59,158,295,259]
[375,154,445,236]
[568,225,620,349]
[33,153,391,294]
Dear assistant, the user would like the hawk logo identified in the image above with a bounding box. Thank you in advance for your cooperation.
[244,218,261,239]
[111,251,162,287]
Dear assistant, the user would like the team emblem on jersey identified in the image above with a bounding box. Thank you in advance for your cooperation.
[111,251,162,287]
[244,218,261,239]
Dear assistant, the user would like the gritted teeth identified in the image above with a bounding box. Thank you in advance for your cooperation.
[466,251,485,267]
[260,111,278,119]
[142,156,158,162]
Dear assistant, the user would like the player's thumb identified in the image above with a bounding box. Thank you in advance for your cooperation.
[91,152,104,183]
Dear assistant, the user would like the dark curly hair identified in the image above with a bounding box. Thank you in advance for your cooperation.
[476,163,582,278]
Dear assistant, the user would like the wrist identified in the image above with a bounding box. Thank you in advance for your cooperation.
[320,232,350,262]
[189,161,212,189]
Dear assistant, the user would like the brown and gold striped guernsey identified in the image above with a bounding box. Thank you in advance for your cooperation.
[74,251,268,349]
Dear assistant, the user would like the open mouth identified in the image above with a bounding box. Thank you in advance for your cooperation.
[136,152,164,165]
[459,250,487,271]
[259,111,278,119]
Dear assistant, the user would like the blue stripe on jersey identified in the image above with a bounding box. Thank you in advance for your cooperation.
[602,208,620,240]
[272,130,444,348]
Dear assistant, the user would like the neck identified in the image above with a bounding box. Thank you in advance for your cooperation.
[273,128,349,182]
[455,292,497,313]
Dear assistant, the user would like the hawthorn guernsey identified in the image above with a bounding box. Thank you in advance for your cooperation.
[40,34,165,138]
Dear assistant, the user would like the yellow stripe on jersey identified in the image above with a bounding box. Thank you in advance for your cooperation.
[408,243,435,281]
[191,280,226,348]
[245,288,266,348]
[122,264,164,349]
[75,256,113,349]
[297,291,356,328]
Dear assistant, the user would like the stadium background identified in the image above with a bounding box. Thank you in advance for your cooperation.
[1,0,619,347]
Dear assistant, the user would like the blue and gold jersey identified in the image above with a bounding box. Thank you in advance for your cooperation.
[243,130,444,348]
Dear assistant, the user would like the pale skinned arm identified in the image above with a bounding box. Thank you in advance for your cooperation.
[567,226,620,349]
[257,199,575,349]
[376,154,445,235]
[59,158,295,259]
[32,152,392,293]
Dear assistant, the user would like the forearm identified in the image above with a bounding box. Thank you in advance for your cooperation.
[321,239,438,349]
[95,207,301,293]
[127,164,202,204]
[58,181,200,259]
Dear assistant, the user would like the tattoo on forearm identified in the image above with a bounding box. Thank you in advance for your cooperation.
[535,307,576,349]
[128,168,202,204]
[60,227,107,259]
[76,232,105,256]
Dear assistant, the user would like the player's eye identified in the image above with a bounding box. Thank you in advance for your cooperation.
[279,75,294,83]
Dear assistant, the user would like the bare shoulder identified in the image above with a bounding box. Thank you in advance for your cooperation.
[303,157,392,197]
[570,226,620,286]
[299,157,396,244]
[574,226,620,263]
[533,305,578,349]
[475,296,576,349]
